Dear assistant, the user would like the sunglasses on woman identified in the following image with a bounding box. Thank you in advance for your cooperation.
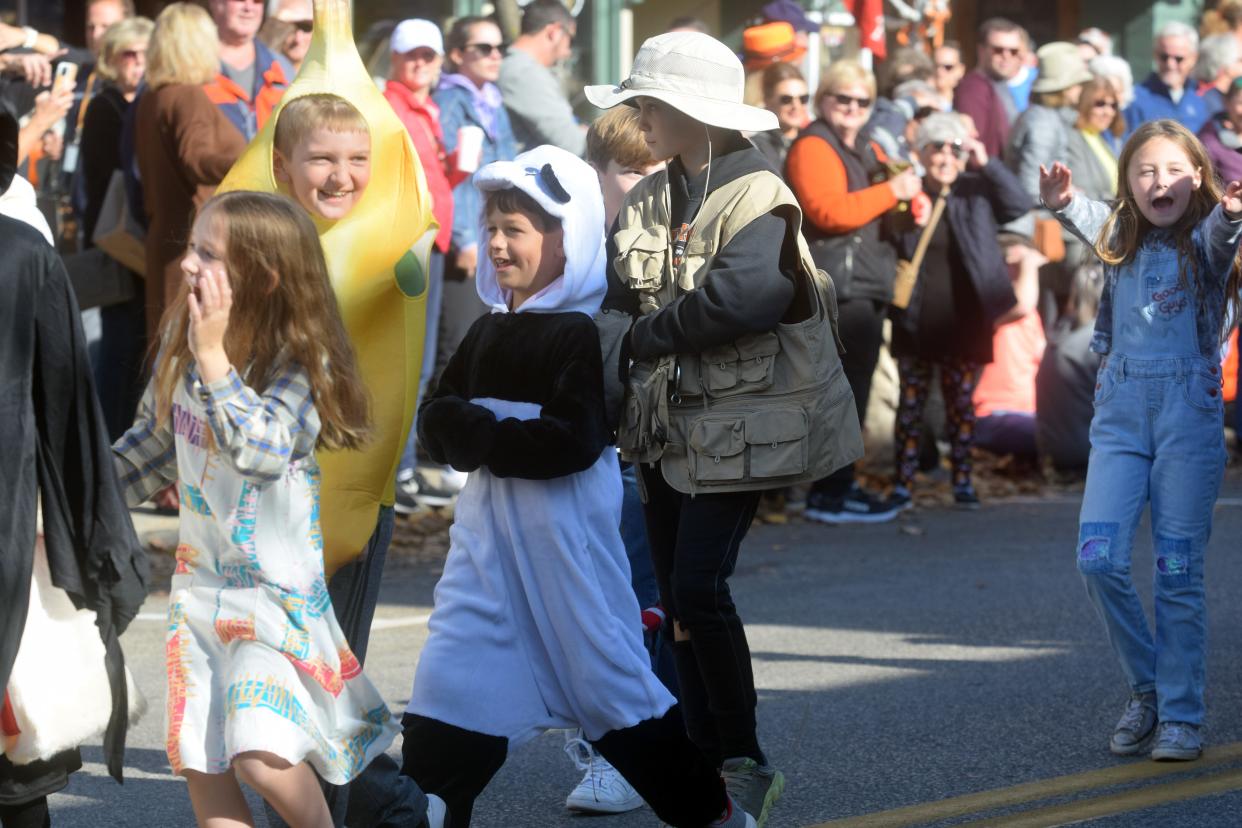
[292,20,313,33]
[466,42,505,58]
[830,93,872,109]
[778,93,810,106]
[1093,99,1118,110]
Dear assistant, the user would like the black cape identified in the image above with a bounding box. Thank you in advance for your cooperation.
[0,214,148,793]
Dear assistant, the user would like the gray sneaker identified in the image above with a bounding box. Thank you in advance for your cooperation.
[1151,721,1202,762]
[705,794,757,828]
[1110,692,1158,755]
[721,758,784,828]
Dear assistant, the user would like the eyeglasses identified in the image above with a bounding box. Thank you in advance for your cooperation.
[1092,99,1119,110]
[778,93,810,106]
[925,139,963,154]
[292,20,313,33]
[830,92,872,109]
[989,45,1021,57]
[119,48,145,60]
[466,43,505,57]
[1157,52,1187,64]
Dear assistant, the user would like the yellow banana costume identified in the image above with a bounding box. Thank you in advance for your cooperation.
[219,0,436,576]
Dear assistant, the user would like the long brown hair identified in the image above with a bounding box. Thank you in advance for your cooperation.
[152,191,371,451]
[1096,119,1242,334]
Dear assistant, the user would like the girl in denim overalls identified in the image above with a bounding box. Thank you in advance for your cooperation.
[1041,119,1242,762]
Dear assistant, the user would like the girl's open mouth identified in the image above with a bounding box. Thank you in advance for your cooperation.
[1151,195,1175,210]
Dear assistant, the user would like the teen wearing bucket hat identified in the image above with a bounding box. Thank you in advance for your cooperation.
[587,31,863,828]
[1005,42,1093,265]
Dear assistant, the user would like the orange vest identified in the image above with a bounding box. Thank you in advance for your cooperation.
[203,56,289,136]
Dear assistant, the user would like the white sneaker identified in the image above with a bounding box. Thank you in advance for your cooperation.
[563,733,644,814]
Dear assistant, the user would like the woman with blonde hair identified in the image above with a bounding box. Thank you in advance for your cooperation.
[134,2,245,347]
[787,59,922,523]
[79,15,154,440]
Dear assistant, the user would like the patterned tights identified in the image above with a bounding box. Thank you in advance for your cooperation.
[894,356,984,491]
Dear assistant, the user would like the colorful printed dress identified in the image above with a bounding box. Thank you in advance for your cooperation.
[113,364,398,783]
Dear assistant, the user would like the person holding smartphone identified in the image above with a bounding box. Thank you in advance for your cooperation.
[887,113,1031,509]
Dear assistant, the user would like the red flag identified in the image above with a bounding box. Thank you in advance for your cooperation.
[846,0,887,59]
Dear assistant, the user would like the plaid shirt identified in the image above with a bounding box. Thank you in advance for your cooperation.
[113,363,320,505]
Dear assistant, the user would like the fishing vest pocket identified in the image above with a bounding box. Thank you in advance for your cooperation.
[746,408,809,478]
[677,238,712,291]
[614,225,669,294]
[617,356,674,463]
[700,332,781,395]
[689,417,746,481]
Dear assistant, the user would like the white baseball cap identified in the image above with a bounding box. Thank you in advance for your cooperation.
[391,19,444,56]
[585,32,778,133]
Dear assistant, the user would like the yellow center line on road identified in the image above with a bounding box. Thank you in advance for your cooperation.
[807,742,1242,828]
[961,765,1242,827]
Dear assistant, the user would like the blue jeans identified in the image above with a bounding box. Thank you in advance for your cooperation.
[1077,355,1226,726]
[620,460,658,609]
[399,250,446,477]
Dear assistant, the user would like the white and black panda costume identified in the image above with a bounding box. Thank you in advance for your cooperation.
[400,145,745,828]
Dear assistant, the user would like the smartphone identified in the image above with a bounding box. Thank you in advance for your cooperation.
[53,61,78,95]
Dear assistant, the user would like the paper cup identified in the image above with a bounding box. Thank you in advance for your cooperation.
[457,125,485,174]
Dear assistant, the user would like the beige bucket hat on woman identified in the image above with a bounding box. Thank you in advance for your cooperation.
[585,31,779,133]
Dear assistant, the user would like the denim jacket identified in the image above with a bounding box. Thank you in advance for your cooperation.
[432,78,518,253]
[1054,195,1242,358]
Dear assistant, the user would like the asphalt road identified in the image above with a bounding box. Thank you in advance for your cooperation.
[45,479,1242,827]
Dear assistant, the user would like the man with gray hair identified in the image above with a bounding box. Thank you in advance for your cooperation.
[1124,20,1208,133]
[1193,33,1242,118]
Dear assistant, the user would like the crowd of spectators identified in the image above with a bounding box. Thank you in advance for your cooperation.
[5,1,1242,528]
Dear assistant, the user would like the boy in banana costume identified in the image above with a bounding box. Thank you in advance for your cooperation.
[217,2,444,826]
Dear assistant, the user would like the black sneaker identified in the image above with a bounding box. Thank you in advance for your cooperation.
[804,485,901,524]
[953,484,981,510]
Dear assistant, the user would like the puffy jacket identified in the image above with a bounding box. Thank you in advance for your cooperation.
[892,160,1027,339]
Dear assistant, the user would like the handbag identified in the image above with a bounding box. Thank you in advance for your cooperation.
[62,246,134,310]
[892,193,947,310]
[1033,215,1067,263]
[92,169,146,276]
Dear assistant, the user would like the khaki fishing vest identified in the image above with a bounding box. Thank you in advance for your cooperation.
[613,168,864,495]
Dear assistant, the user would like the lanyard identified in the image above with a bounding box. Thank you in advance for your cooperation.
[671,222,692,269]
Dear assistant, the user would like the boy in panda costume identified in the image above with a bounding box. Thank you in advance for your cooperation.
[399,144,756,828]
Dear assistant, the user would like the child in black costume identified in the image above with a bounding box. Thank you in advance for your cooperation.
[399,144,756,828]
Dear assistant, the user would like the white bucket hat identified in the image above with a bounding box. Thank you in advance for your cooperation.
[585,32,778,133]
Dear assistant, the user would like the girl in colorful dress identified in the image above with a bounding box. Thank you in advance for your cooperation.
[113,191,399,827]
[1042,120,1242,762]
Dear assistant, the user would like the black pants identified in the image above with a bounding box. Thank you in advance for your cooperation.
[814,297,888,497]
[0,798,48,828]
[640,464,764,767]
[401,708,726,828]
